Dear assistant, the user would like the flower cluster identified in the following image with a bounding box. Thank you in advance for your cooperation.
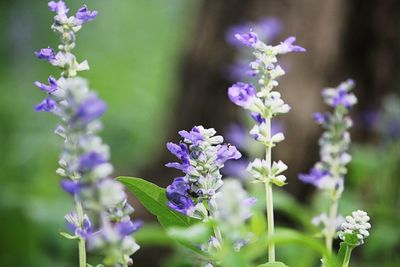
[165,126,241,221]
[228,31,305,186]
[228,30,304,262]
[338,210,371,246]
[214,179,256,250]
[34,1,139,266]
[299,79,357,196]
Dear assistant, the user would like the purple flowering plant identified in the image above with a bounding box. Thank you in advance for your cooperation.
[32,2,374,266]
[34,1,139,266]
[299,80,357,253]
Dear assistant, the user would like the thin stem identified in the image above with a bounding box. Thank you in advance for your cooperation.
[265,182,275,262]
[265,118,275,262]
[76,200,87,267]
[342,246,353,267]
[325,198,338,253]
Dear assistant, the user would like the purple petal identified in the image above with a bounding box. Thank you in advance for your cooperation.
[228,82,256,108]
[235,31,259,47]
[75,96,107,124]
[75,5,98,25]
[34,76,58,93]
[60,179,81,195]
[35,97,56,112]
[35,47,55,61]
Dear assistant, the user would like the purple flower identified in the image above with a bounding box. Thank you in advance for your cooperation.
[279,36,306,53]
[216,144,241,165]
[117,220,142,236]
[48,0,69,15]
[165,143,194,173]
[65,212,93,239]
[167,177,190,195]
[313,112,328,124]
[332,85,354,108]
[178,126,205,146]
[61,179,81,195]
[75,5,98,25]
[35,47,55,61]
[226,17,281,47]
[75,96,107,124]
[35,97,56,112]
[251,113,265,124]
[228,82,256,108]
[226,23,252,46]
[166,192,195,215]
[79,152,106,172]
[166,142,190,163]
[235,31,259,47]
[34,76,58,93]
[299,167,330,187]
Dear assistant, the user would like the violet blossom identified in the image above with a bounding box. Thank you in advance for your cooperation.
[34,1,139,266]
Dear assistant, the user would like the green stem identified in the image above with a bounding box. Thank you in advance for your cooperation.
[76,201,87,267]
[265,182,275,262]
[342,246,353,267]
[265,118,275,262]
[325,198,338,253]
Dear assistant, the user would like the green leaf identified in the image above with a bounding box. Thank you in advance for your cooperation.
[168,223,211,244]
[337,242,347,264]
[134,223,174,246]
[250,212,267,237]
[343,233,359,246]
[167,224,211,257]
[219,247,252,267]
[117,176,197,228]
[59,232,78,240]
[257,261,289,267]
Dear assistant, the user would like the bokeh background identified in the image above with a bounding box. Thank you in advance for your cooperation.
[0,0,399,266]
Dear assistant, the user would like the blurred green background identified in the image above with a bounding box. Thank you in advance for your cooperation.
[0,0,399,266]
[0,0,198,266]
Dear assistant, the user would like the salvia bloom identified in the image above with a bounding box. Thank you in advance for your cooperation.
[299,79,356,195]
[228,30,304,262]
[34,1,139,266]
[165,126,241,220]
[338,210,371,246]
[299,79,357,252]
[226,17,282,47]
[228,31,304,187]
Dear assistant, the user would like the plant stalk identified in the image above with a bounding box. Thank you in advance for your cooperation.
[265,118,275,262]
[342,245,353,267]
[326,198,338,253]
[76,200,87,267]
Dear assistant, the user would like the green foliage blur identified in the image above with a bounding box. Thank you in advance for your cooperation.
[0,0,197,266]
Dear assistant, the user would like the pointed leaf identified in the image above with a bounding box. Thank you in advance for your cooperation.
[117,176,197,228]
